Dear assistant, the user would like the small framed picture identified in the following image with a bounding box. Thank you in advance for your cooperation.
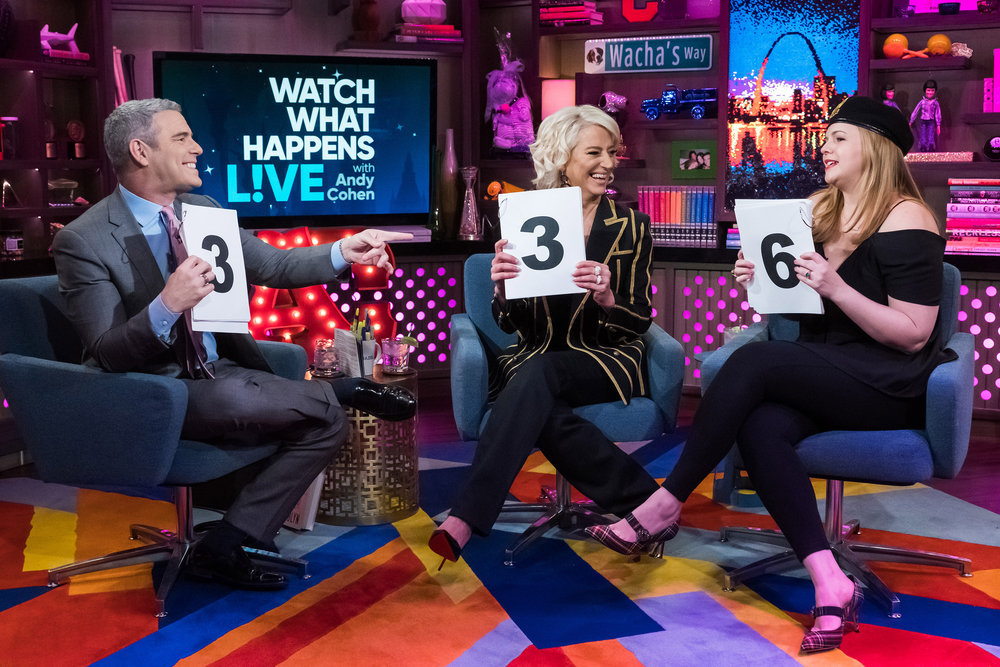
[672,140,716,180]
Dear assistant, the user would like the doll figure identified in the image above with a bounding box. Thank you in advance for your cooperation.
[909,79,941,152]
[485,30,534,153]
[881,83,900,112]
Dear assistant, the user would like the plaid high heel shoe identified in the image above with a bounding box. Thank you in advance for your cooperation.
[585,513,679,556]
[799,578,864,654]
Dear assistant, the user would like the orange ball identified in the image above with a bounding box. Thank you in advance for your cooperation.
[927,33,952,56]
[883,33,908,58]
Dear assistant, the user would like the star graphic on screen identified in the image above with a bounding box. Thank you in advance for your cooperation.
[397,124,403,131]
[203,165,214,175]
[332,70,342,79]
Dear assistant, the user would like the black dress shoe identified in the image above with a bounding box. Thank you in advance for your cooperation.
[187,545,288,590]
[347,380,416,421]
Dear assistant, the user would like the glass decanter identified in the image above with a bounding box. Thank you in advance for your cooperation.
[458,166,482,241]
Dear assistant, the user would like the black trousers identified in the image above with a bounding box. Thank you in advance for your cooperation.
[663,340,925,561]
[181,359,348,544]
[449,351,660,536]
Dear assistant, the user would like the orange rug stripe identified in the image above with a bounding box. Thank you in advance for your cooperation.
[208,546,424,666]
[562,638,644,667]
[281,562,508,665]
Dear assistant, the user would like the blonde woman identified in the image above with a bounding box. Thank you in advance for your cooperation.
[429,105,663,566]
[588,96,950,654]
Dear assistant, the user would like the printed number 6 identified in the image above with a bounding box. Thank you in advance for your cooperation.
[520,216,564,271]
[760,233,799,289]
[202,235,234,294]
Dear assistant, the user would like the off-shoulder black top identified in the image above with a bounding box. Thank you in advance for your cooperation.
[794,229,954,398]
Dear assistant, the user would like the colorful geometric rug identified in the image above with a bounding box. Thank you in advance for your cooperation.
[2,433,1000,666]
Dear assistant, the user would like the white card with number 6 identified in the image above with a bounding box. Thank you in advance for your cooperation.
[498,187,587,300]
[180,203,251,332]
[735,198,824,315]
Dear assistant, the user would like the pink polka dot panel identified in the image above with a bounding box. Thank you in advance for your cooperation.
[655,267,760,389]
[957,278,1000,414]
[323,257,465,376]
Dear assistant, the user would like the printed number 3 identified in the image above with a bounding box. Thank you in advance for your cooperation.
[520,216,563,271]
[760,232,799,289]
[202,235,234,293]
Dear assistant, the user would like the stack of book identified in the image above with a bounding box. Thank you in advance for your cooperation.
[637,185,716,248]
[393,23,463,44]
[945,178,1000,256]
[540,1,604,26]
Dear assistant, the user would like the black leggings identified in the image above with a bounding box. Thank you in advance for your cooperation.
[663,340,925,561]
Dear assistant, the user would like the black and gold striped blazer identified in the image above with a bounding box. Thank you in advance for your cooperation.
[489,197,653,405]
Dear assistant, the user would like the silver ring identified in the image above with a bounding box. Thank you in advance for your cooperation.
[805,271,811,279]
[594,265,601,276]
[204,274,211,285]
[596,273,602,285]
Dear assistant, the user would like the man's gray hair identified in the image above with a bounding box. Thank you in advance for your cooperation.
[103,98,181,175]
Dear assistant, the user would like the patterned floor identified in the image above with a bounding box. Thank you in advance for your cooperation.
[1,433,1000,666]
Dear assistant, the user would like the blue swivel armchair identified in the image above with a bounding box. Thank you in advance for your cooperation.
[450,253,686,565]
[0,275,309,617]
[700,262,973,617]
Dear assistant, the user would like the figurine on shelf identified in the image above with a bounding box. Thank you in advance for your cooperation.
[484,29,534,154]
[881,83,901,112]
[909,79,941,152]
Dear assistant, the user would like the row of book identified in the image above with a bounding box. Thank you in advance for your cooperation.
[392,23,463,44]
[637,185,717,248]
[540,1,603,26]
[945,178,1000,256]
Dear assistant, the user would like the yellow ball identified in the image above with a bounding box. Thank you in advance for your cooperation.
[883,33,908,58]
[927,33,952,56]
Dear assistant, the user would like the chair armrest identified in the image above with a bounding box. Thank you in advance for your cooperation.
[257,340,308,380]
[698,324,769,394]
[0,354,186,487]
[925,331,975,479]
[643,323,685,433]
[450,313,490,441]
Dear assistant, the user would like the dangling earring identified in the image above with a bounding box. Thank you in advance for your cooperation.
[560,171,570,187]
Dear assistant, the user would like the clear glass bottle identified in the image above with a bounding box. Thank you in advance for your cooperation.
[458,166,481,240]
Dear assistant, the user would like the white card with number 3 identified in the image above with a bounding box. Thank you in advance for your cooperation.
[735,198,824,315]
[498,187,587,300]
[180,203,251,332]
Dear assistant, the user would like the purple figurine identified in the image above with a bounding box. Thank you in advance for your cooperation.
[909,80,941,152]
[881,83,900,112]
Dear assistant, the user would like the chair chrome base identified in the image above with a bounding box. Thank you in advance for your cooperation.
[46,488,309,617]
[500,474,611,566]
[719,479,971,618]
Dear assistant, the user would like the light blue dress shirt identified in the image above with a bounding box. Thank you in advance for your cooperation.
[119,186,349,365]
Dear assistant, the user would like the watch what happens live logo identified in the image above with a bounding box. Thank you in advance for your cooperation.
[227,75,377,206]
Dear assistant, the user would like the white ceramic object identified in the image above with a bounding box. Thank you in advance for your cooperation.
[401,0,447,24]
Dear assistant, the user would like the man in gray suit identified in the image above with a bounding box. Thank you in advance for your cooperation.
[52,98,414,590]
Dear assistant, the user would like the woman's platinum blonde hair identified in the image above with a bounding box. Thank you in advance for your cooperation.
[529,105,619,190]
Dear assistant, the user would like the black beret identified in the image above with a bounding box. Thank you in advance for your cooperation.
[828,95,914,155]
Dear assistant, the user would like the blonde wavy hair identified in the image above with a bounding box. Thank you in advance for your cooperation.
[811,127,941,243]
[529,105,620,190]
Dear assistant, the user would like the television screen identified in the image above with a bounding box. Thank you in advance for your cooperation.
[153,52,436,229]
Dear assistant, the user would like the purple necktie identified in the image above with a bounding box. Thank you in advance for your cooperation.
[161,205,214,379]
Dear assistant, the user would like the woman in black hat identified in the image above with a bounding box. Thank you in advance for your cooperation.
[587,96,949,654]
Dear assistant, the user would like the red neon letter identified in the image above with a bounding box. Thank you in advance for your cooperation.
[622,0,658,22]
